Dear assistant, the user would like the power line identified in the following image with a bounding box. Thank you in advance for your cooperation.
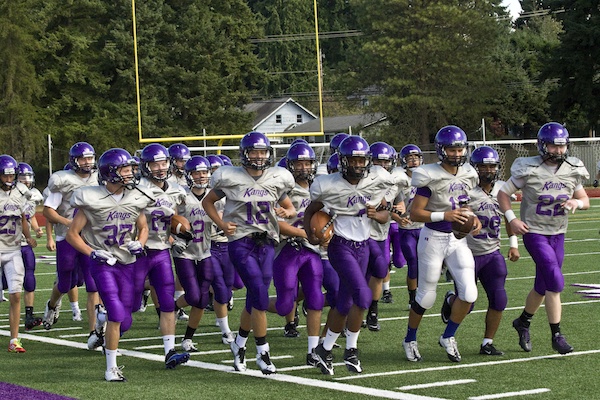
[250,30,363,43]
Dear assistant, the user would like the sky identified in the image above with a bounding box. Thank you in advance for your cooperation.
[502,0,522,19]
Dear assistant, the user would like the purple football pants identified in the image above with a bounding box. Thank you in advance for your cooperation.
[399,228,420,280]
[56,240,96,293]
[133,249,175,313]
[388,223,407,268]
[327,235,371,315]
[523,233,565,294]
[474,250,508,311]
[366,238,389,280]
[211,242,237,304]
[321,259,339,308]
[21,245,36,292]
[90,259,134,333]
[273,243,324,316]
[228,237,274,313]
[174,257,214,309]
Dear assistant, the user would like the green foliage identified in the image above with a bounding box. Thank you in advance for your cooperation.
[348,0,509,145]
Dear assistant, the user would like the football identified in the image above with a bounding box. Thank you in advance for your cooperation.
[310,211,334,244]
[171,214,192,236]
[451,211,477,239]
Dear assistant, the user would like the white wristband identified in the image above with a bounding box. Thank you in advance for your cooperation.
[576,199,584,209]
[509,235,518,248]
[430,212,445,222]
[504,209,517,223]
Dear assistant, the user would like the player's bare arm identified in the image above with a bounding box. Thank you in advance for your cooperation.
[135,212,149,247]
[275,196,296,219]
[366,203,389,224]
[560,187,590,213]
[66,210,93,256]
[43,206,72,227]
[497,187,529,235]
[202,190,237,236]
[278,221,306,239]
[21,214,37,248]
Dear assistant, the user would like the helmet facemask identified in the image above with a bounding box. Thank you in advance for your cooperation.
[341,155,371,180]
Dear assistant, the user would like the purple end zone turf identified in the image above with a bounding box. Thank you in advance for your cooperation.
[0,382,78,400]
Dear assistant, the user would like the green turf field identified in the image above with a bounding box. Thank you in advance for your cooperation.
[2,199,600,399]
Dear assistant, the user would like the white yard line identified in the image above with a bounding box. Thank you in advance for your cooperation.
[397,379,477,390]
[468,388,550,399]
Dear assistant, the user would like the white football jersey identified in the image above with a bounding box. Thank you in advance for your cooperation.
[71,186,154,264]
[46,170,99,238]
[466,182,505,256]
[168,173,188,188]
[137,177,186,250]
[278,183,319,253]
[511,156,589,234]
[0,187,29,251]
[209,197,228,243]
[310,166,393,242]
[175,189,213,260]
[209,165,295,242]
[411,162,479,213]
[370,167,407,241]
[398,181,424,231]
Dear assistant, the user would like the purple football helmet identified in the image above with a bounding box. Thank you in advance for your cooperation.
[471,146,500,184]
[69,142,96,173]
[206,155,224,172]
[185,156,211,189]
[276,157,287,168]
[329,133,349,155]
[537,122,569,163]
[132,156,142,180]
[338,136,371,179]
[168,143,191,174]
[435,125,468,166]
[63,163,72,171]
[370,142,396,172]
[239,131,273,170]
[17,162,35,188]
[291,139,309,146]
[399,144,423,170]
[218,154,233,166]
[326,153,340,174]
[140,143,171,181]
[286,142,317,181]
[0,155,18,190]
[98,148,137,189]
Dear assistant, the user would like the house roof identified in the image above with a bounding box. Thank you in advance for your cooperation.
[243,97,318,129]
[285,112,387,134]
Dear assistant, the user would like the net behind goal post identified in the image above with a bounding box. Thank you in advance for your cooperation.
[470,138,600,185]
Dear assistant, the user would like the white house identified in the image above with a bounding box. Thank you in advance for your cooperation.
[243,97,318,142]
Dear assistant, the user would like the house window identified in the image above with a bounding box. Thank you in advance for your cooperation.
[297,114,303,123]
[275,114,282,124]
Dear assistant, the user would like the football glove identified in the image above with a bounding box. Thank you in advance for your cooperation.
[91,250,117,266]
[127,241,146,256]
[171,240,188,257]
[175,231,193,241]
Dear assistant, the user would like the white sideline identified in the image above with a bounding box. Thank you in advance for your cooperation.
[0,329,446,400]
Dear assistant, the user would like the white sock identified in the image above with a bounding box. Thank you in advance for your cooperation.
[235,334,248,348]
[105,349,118,370]
[216,317,231,334]
[174,291,185,301]
[482,338,493,347]
[163,334,175,355]
[256,342,269,355]
[70,302,80,313]
[382,281,390,291]
[323,329,341,351]
[345,329,360,349]
[308,336,319,354]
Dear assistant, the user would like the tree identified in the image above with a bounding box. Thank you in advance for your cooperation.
[0,1,45,161]
[347,0,509,146]
[542,0,600,135]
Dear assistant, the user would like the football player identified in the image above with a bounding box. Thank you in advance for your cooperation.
[172,156,215,352]
[0,155,36,353]
[42,142,102,347]
[498,122,589,354]
[442,146,520,356]
[403,126,481,363]
[67,148,151,381]
[389,145,424,309]
[364,142,405,331]
[305,136,392,375]
[270,142,324,365]
[202,131,296,374]
[135,143,190,368]
[16,163,47,330]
